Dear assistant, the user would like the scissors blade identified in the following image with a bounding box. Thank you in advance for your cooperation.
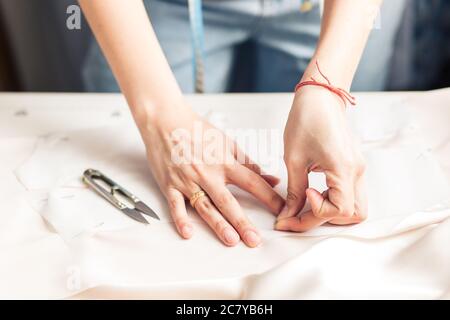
[121,207,149,225]
[134,201,160,220]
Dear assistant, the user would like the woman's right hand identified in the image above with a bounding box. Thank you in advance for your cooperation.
[135,101,285,247]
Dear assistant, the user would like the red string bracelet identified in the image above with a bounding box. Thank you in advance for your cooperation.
[294,61,356,107]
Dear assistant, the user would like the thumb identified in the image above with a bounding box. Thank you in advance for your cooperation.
[278,167,308,220]
[305,188,327,217]
[307,182,354,219]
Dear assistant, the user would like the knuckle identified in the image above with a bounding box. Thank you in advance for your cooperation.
[284,154,301,167]
[338,155,366,176]
[165,172,179,186]
[196,197,213,212]
[234,217,251,231]
[215,192,233,210]
[224,162,239,175]
[286,189,299,202]
[168,197,179,211]
[214,220,229,234]
[245,176,259,190]
[336,205,354,218]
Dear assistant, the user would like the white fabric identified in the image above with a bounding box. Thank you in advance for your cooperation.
[0,91,449,299]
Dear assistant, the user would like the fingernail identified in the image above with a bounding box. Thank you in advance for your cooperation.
[277,205,289,220]
[244,230,261,247]
[223,228,239,245]
[181,225,193,239]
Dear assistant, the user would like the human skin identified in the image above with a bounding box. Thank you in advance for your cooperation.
[276,0,382,231]
[78,0,381,246]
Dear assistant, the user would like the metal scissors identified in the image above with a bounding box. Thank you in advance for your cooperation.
[82,168,160,224]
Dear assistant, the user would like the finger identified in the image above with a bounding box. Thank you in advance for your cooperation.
[202,183,261,248]
[276,177,364,232]
[228,165,285,215]
[278,161,309,220]
[308,170,355,219]
[276,171,366,231]
[275,188,329,232]
[166,189,193,239]
[193,194,240,246]
[261,174,280,188]
[354,173,368,221]
[329,173,368,225]
[233,145,280,187]
[274,210,329,232]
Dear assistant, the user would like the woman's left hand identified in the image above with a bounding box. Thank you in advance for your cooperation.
[275,86,368,232]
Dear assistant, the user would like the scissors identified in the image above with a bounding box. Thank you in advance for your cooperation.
[83,169,160,224]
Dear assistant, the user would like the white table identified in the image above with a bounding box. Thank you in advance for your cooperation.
[0,91,449,299]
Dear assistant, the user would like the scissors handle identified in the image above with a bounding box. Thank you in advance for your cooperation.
[83,169,132,210]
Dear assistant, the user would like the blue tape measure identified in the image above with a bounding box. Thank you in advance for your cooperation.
[188,0,205,93]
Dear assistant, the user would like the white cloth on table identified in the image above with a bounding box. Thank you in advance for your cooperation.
[0,90,449,299]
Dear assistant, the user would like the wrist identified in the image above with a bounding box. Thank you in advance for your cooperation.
[295,60,356,109]
[293,85,347,113]
[301,58,353,92]
[129,93,187,129]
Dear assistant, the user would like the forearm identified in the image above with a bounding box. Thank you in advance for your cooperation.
[302,0,383,90]
[79,0,184,124]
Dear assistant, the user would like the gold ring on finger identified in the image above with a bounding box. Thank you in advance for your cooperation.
[189,190,207,208]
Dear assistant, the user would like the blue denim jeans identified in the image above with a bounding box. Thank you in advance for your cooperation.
[83,0,406,93]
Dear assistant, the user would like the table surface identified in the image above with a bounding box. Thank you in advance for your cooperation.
[0,91,413,136]
[0,91,449,299]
